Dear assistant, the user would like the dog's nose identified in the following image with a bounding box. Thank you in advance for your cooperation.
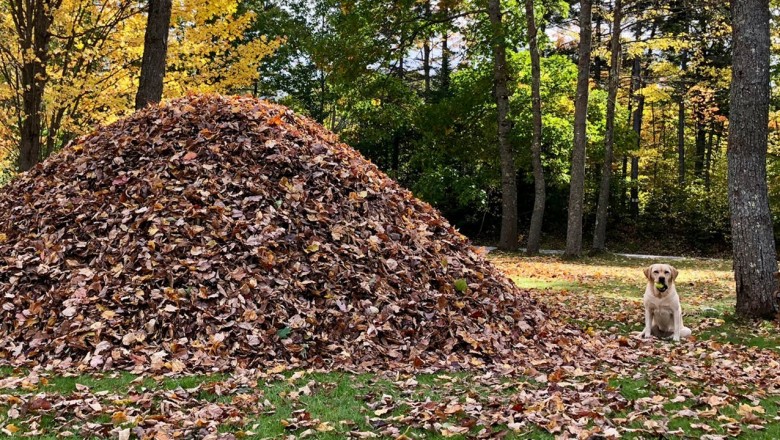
[659,277,666,283]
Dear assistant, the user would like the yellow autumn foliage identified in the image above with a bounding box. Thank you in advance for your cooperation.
[0,0,278,176]
[166,0,279,96]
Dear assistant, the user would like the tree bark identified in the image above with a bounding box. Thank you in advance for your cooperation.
[488,0,518,251]
[622,45,637,214]
[629,57,644,219]
[440,29,450,93]
[423,0,431,97]
[677,98,686,186]
[677,50,688,186]
[135,0,173,110]
[694,119,706,178]
[592,0,621,253]
[728,0,778,319]
[564,0,593,258]
[592,0,602,87]
[630,156,639,218]
[525,0,545,255]
[11,0,60,171]
[705,124,714,190]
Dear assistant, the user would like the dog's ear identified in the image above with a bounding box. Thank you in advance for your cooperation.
[644,266,653,282]
[670,265,679,282]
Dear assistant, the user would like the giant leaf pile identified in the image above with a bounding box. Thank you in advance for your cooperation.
[0,94,546,372]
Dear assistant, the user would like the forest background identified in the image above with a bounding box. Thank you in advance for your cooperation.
[0,0,774,257]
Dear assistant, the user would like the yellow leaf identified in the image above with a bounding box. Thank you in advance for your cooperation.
[316,422,335,432]
[111,411,128,425]
[737,404,765,416]
[268,365,286,374]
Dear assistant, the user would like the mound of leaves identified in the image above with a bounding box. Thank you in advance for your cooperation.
[0,94,547,372]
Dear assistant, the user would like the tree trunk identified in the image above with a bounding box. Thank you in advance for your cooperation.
[694,119,706,178]
[622,46,637,213]
[677,50,688,186]
[728,0,778,319]
[650,102,657,147]
[630,155,639,218]
[391,135,400,179]
[441,29,450,93]
[423,0,431,97]
[630,57,644,219]
[13,0,59,171]
[592,0,622,253]
[525,0,545,255]
[564,0,593,258]
[593,0,602,87]
[135,0,173,110]
[488,0,518,251]
[705,125,714,190]
[677,98,686,186]
[620,155,627,213]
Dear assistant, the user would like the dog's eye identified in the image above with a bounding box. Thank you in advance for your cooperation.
[653,270,658,274]
[665,271,670,274]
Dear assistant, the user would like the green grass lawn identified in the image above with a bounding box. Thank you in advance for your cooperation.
[1,253,779,439]
[491,252,780,351]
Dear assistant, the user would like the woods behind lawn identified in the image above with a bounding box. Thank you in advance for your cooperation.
[2,254,779,439]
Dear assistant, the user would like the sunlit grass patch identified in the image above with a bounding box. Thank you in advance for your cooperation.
[489,251,780,352]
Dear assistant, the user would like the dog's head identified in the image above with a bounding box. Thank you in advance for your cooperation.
[644,263,678,294]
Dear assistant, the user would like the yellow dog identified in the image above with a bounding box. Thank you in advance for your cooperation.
[639,263,691,342]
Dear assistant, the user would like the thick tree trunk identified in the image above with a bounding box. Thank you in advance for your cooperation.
[592,0,622,253]
[564,0,593,258]
[19,63,44,171]
[13,0,58,171]
[488,0,518,251]
[728,0,778,319]
[525,0,545,255]
[135,0,173,110]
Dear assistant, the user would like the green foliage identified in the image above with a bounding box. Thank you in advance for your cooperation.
[0,146,15,187]
[510,52,578,187]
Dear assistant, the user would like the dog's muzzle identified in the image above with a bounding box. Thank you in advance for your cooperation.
[655,282,668,293]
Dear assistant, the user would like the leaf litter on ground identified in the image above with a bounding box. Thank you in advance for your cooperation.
[0,95,779,438]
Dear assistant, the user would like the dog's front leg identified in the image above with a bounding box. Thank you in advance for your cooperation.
[672,307,682,342]
[640,305,653,339]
